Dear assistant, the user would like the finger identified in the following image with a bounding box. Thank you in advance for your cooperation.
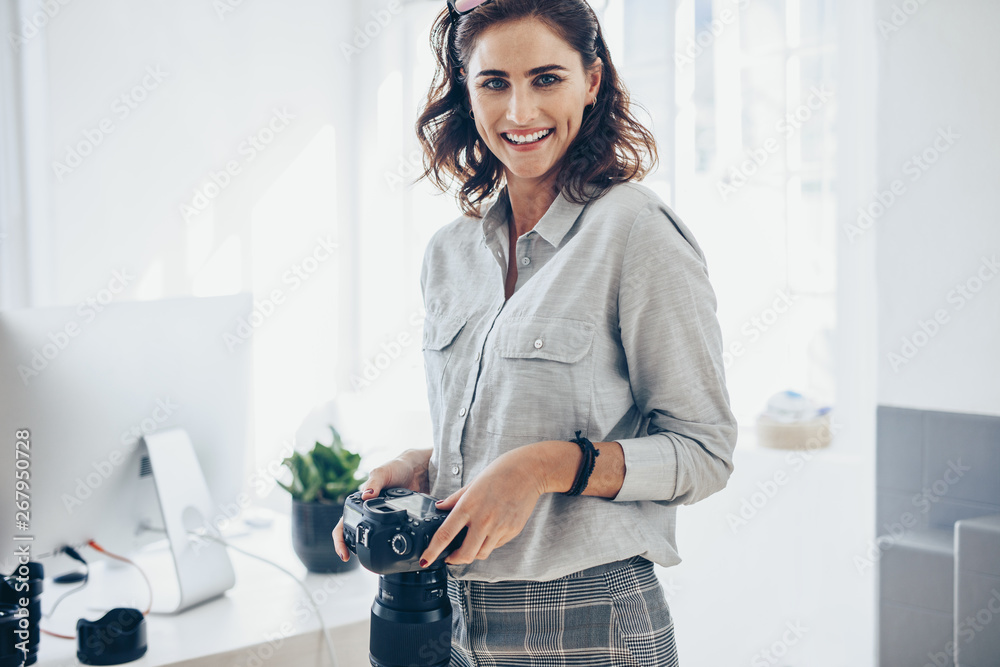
[474,534,501,562]
[446,527,488,566]
[361,468,390,499]
[434,486,466,511]
[331,517,349,562]
[363,459,417,499]
[419,512,468,567]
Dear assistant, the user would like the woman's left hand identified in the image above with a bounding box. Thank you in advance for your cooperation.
[418,446,549,567]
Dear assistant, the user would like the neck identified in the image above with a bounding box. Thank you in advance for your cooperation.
[505,171,560,238]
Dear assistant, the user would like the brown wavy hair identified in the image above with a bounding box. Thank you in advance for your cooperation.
[414,0,658,218]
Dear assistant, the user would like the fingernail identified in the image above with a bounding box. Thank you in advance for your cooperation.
[363,488,374,496]
[435,500,444,505]
[419,559,428,568]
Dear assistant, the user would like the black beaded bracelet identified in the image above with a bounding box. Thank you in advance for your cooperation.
[564,430,600,496]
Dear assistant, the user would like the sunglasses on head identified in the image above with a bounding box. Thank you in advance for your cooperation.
[447,0,494,25]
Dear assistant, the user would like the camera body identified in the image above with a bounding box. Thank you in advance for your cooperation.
[343,488,460,574]
[343,488,466,667]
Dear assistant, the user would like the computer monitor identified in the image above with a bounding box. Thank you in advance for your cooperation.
[0,294,254,611]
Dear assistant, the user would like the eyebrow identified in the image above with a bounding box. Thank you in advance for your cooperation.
[475,64,570,78]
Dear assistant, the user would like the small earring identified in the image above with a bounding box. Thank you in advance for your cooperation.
[469,109,475,119]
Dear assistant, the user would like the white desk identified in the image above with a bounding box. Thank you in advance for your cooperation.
[33,513,378,666]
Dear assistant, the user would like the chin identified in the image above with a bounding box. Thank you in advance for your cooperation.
[507,165,548,177]
[504,159,558,179]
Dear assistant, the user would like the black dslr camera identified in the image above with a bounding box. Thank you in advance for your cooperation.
[343,488,466,667]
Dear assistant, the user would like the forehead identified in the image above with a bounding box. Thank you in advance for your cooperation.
[468,18,582,72]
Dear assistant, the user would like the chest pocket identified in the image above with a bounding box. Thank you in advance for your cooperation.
[484,316,595,438]
[421,312,466,399]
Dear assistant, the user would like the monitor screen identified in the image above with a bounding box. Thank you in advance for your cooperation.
[0,294,253,571]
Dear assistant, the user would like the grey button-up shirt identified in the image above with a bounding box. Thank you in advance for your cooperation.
[420,180,737,582]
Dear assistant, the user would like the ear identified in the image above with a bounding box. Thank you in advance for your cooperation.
[461,69,474,110]
[587,58,603,101]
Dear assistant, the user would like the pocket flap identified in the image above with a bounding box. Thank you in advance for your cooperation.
[421,312,466,351]
[494,317,595,363]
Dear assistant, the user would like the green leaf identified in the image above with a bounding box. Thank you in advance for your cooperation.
[276,479,302,501]
[312,443,345,479]
[276,423,365,503]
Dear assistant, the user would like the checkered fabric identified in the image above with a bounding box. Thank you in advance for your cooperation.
[446,556,679,666]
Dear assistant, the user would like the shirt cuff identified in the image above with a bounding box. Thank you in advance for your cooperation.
[611,433,678,502]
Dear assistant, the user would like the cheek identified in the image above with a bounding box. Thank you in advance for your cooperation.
[559,102,583,126]
[475,96,505,120]
[559,114,580,138]
[467,97,488,123]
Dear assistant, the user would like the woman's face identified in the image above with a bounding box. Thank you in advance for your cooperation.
[463,18,601,188]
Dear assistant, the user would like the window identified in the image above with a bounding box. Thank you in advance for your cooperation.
[619,0,838,427]
[355,0,838,455]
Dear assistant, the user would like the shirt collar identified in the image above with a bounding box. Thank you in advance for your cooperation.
[479,184,596,249]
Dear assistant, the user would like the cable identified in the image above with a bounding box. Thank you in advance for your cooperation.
[87,540,153,616]
[38,531,340,667]
[40,626,76,640]
[45,547,90,620]
[39,540,154,640]
[198,533,340,667]
[144,524,337,667]
[41,545,90,639]
[138,523,338,666]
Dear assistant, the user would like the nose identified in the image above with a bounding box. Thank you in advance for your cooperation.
[506,84,538,126]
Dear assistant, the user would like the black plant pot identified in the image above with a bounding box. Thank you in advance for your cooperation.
[291,500,359,573]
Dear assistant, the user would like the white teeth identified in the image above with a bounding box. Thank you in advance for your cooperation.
[505,129,551,144]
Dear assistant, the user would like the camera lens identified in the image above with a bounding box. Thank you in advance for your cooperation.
[1,562,41,667]
[368,566,452,667]
[0,604,25,667]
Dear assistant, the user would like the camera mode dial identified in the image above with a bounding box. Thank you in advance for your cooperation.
[391,533,411,556]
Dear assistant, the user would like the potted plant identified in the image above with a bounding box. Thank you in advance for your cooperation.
[278,425,363,573]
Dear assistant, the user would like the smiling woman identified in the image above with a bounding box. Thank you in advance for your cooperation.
[333,1,737,665]
[415,0,657,219]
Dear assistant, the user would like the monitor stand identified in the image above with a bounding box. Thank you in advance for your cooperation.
[139,428,235,613]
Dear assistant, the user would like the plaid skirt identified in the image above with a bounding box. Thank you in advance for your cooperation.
[446,555,679,666]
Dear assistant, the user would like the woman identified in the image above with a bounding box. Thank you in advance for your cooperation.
[334,0,737,664]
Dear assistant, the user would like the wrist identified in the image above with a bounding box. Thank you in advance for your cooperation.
[526,440,582,495]
[399,447,431,468]
[398,448,432,492]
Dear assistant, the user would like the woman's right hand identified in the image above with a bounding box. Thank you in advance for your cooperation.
[332,448,432,562]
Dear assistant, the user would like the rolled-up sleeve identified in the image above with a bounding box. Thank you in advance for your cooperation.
[612,201,738,504]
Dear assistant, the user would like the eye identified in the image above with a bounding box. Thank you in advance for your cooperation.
[482,78,507,90]
[537,73,561,86]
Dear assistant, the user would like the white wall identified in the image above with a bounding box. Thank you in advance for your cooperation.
[36,0,353,306]
[872,0,1000,417]
[10,0,372,502]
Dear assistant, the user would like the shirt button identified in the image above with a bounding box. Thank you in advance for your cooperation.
[459,406,467,416]
[475,351,481,361]
[521,256,530,266]
[451,465,460,475]
[534,338,543,349]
